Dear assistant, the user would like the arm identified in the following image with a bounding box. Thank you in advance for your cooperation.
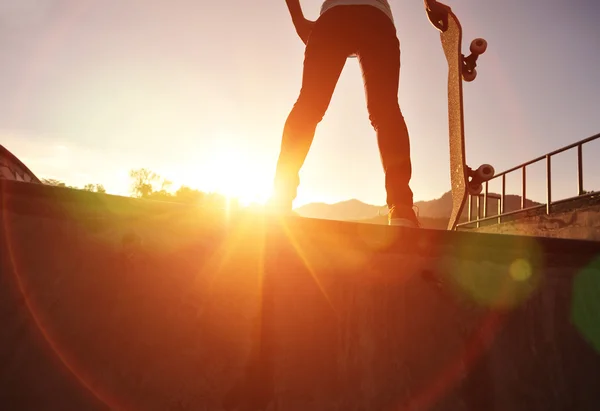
[285,0,315,45]
[285,0,305,24]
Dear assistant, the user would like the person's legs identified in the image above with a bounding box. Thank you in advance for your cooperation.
[355,7,417,223]
[271,10,352,211]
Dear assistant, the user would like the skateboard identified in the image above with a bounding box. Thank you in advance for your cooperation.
[426,3,494,230]
[0,144,42,184]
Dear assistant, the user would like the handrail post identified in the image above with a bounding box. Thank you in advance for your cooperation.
[546,154,552,214]
[522,166,527,209]
[577,144,584,195]
[476,195,481,228]
[468,194,472,222]
[497,196,501,225]
[484,181,489,218]
[500,174,506,224]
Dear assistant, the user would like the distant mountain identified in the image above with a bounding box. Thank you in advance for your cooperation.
[295,199,386,221]
[413,191,541,219]
[295,190,542,228]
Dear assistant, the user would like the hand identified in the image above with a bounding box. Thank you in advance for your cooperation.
[425,0,452,32]
[294,18,315,45]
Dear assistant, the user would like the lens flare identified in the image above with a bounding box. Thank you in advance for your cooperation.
[510,258,532,281]
[572,257,600,354]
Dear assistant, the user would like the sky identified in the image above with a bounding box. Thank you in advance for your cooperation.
[1,0,599,207]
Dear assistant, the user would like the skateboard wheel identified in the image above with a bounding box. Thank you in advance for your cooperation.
[475,164,495,181]
[468,183,482,196]
[470,38,487,54]
[463,69,477,82]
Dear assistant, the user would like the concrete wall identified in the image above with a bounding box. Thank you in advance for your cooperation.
[469,195,600,241]
[3,179,600,410]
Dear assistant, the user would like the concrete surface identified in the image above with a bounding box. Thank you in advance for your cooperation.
[2,179,600,410]
[466,193,600,241]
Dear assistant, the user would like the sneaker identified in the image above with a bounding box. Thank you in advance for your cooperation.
[388,206,420,228]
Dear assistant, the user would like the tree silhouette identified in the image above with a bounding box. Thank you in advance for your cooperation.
[42,178,69,187]
[126,168,239,209]
[174,186,205,204]
[36,168,242,211]
[83,183,106,193]
[129,168,160,198]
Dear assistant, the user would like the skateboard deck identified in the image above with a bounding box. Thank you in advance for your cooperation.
[427,5,493,230]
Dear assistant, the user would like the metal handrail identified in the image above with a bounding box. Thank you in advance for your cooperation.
[457,132,600,228]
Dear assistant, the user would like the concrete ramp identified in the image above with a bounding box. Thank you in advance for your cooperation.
[0,145,42,183]
[2,179,600,410]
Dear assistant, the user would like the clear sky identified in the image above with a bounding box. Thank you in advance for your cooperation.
[2,0,599,207]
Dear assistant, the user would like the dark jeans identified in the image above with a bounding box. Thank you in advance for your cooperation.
[273,5,414,211]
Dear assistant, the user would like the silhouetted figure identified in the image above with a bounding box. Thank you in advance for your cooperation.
[271,0,449,227]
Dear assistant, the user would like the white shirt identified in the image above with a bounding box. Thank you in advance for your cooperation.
[320,0,394,23]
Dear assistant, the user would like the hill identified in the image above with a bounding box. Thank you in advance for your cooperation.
[295,190,542,229]
[294,199,385,221]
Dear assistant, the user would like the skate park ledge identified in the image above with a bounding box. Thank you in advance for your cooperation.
[2,178,600,410]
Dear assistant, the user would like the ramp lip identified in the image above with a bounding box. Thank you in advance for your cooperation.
[2,178,600,259]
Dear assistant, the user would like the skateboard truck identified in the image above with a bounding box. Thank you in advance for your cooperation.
[462,38,487,82]
[428,4,488,83]
[466,164,495,195]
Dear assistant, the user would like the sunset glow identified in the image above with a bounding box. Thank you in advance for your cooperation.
[193,132,271,206]
[2,0,599,209]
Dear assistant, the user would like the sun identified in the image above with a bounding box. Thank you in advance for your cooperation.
[202,135,272,207]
